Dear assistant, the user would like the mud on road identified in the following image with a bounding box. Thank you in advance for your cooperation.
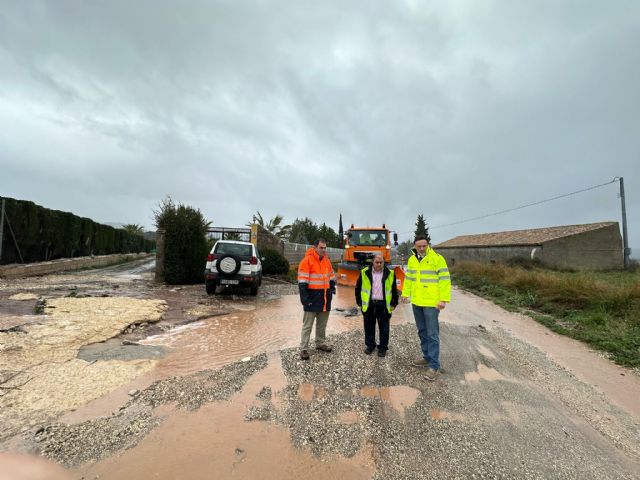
[1,258,640,479]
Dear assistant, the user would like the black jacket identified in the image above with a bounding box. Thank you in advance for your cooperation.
[355,265,399,310]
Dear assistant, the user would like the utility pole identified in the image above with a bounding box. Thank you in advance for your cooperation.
[0,198,5,261]
[618,177,630,269]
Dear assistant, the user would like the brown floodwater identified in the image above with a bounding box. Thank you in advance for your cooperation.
[142,286,412,378]
[359,385,421,418]
[75,353,376,480]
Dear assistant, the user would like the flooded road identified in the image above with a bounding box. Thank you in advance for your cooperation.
[75,354,376,480]
[2,258,640,479]
[144,286,412,377]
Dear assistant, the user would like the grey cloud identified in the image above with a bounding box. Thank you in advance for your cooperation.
[0,0,637,249]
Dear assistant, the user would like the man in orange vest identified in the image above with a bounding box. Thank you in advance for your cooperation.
[297,238,336,360]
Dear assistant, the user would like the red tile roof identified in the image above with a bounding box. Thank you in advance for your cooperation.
[435,222,617,248]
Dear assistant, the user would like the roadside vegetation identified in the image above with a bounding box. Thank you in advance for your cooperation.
[452,260,640,368]
[154,197,210,285]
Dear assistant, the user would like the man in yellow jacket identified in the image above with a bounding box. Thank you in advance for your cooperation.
[401,234,451,381]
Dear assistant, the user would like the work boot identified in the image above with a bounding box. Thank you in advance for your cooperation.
[316,344,333,352]
[412,358,428,367]
[364,347,374,355]
[300,350,310,360]
[377,350,386,358]
[424,367,438,381]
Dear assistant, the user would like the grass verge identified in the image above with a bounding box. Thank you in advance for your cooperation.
[451,261,640,368]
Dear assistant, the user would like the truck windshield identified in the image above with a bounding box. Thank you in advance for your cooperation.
[348,230,387,247]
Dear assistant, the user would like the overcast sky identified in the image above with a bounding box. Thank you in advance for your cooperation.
[1,1,638,249]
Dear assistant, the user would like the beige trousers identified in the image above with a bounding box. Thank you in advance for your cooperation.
[300,311,330,350]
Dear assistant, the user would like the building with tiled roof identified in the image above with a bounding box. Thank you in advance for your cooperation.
[434,222,623,270]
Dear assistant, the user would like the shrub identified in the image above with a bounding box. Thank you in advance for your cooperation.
[261,248,290,275]
[154,197,210,284]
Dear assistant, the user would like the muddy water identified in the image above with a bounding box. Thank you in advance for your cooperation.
[359,386,420,418]
[75,354,375,480]
[143,287,411,377]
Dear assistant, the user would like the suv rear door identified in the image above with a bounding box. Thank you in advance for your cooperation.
[214,242,254,275]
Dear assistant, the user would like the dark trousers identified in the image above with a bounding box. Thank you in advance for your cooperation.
[363,300,390,352]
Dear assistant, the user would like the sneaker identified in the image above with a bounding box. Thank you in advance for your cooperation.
[412,358,428,367]
[424,367,438,381]
[377,350,386,357]
[316,344,333,352]
[364,347,374,355]
[300,350,310,360]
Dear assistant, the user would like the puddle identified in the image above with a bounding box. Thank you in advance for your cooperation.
[143,288,412,377]
[75,355,375,480]
[338,410,362,425]
[359,386,420,417]
[430,409,465,421]
[465,364,506,383]
[298,383,315,402]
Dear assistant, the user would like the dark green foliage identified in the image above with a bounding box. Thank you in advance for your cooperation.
[0,197,154,264]
[288,217,340,248]
[261,248,290,275]
[154,197,210,285]
[414,214,430,243]
[397,239,413,257]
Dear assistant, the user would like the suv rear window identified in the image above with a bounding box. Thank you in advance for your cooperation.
[214,243,253,257]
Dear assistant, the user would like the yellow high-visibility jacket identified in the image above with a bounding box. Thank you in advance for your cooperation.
[401,248,451,307]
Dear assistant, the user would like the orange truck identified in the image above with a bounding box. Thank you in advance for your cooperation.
[337,224,405,290]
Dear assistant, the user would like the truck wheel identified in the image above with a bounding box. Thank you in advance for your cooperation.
[250,285,259,296]
[206,283,217,295]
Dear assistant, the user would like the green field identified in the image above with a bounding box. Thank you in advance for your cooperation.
[451,261,640,368]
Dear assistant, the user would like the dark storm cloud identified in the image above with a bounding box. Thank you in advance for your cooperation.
[0,0,638,249]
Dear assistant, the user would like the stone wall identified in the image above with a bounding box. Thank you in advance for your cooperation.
[0,253,150,279]
[540,224,623,270]
[436,246,536,267]
[251,224,285,255]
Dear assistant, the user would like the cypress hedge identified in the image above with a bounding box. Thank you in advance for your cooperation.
[0,197,155,264]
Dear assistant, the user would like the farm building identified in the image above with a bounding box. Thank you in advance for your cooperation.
[434,222,623,270]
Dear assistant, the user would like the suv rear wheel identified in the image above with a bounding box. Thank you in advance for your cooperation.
[206,282,217,295]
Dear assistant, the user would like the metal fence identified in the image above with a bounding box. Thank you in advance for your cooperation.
[283,242,343,264]
[206,227,251,243]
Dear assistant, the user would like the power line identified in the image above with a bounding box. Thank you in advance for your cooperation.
[399,178,619,235]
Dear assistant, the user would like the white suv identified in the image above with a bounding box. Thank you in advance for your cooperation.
[204,240,263,295]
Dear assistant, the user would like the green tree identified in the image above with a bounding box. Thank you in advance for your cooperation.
[288,217,340,247]
[414,214,431,243]
[122,224,144,236]
[397,239,413,257]
[154,196,211,284]
[338,213,344,248]
[247,211,291,239]
[288,217,319,245]
[318,222,340,248]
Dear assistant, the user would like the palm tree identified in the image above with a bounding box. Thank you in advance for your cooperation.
[122,224,144,236]
[247,211,291,239]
